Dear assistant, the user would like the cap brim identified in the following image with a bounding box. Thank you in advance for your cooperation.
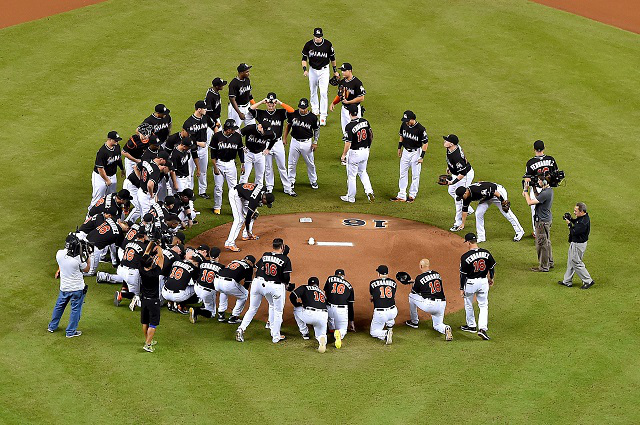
[401,117,410,122]
[266,203,273,208]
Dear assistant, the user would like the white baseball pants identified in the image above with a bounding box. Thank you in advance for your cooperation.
[265,139,292,193]
[529,186,537,235]
[196,146,208,195]
[475,184,524,242]
[213,160,238,210]
[194,284,217,315]
[83,246,106,276]
[137,190,155,218]
[240,151,266,187]
[448,168,475,227]
[340,104,361,136]
[125,181,141,222]
[309,65,330,119]
[228,103,255,128]
[225,188,254,246]
[294,306,328,341]
[186,158,196,190]
[288,138,317,187]
[327,304,349,339]
[463,278,489,331]
[345,148,373,201]
[214,277,248,317]
[89,171,117,209]
[408,293,448,334]
[397,149,422,200]
[238,277,285,343]
[162,284,196,303]
[370,306,397,340]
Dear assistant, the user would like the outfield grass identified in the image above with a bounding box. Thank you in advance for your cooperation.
[0,0,638,423]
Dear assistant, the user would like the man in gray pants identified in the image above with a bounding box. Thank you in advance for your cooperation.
[523,171,554,272]
[559,203,594,289]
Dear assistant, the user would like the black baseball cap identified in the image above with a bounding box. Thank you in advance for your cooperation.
[237,63,252,72]
[223,119,238,130]
[165,212,180,222]
[402,110,416,122]
[298,98,309,109]
[175,232,186,243]
[209,247,221,258]
[346,104,358,115]
[455,186,468,200]
[195,100,207,110]
[335,269,345,276]
[164,196,175,206]
[464,232,478,242]
[180,138,192,147]
[107,131,122,141]
[339,63,352,71]
[264,192,275,208]
[308,276,320,285]
[164,159,173,169]
[212,77,227,87]
[443,134,459,145]
[142,213,154,223]
[314,27,323,37]
[116,189,133,201]
[155,104,170,114]
[244,255,256,264]
[534,140,545,151]
[197,244,210,252]
[180,188,195,200]
[266,92,277,102]
[157,151,170,161]
[376,265,389,275]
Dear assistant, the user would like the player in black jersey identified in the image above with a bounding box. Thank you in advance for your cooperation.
[249,92,296,196]
[161,252,201,314]
[122,123,153,192]
[106,228,148,310]
[523,140,561,237]
[455,181,525,243]
[189,247,224,323]
[460,233,496,340]
[404,259,453,341]
[284,98,320,190]
[302,27,339,126]
[142,104,172,143]
[135,153,171,218]
[210,119,244,215]
[90,131,124,209]
[228,63,255,127]
[236,238,291,343]
[224,183,275,252]
[205,77,226,138]
[330,62,366,136]
[324,269,355,349]
[340,104,375,203]
[442,134,476,231]
[369,265,396,345]
[182,101,207,195]
[291,277,329,353]
[170,137,195,193]
[214,255,255,324]
[88,189,132,220]
[85,218,129,276]
[239,123,276,187]
[390,111,429,203]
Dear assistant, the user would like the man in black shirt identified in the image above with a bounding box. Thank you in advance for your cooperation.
[524,140,560,237]
[459,233,496,340]
[190,247,224,323]
[88,189,132,220]
[559,202,594,289]
[139,241,164,353]
[284,98,320,190]
[182,101,207,194]
[142,104,172,143]
[390,111,428,203]
[442,134,476,231]
[301,27,339,126]
[205,77,226,139]
[90,131,124,209]
[369,265,396,345]
[224,183,275,252]
[122,123,153,187]
[404,259,453,341]
[161,252,201,314]
[85,218,129,276]
[105,228,148,310]
[340,104,374,203]
[323,269,355,349]
[239,123,276,187]
[170,137,195,193]
[228,63,255,128]
[291,277,329,353]
[330,62,366,136]
[210,119,244,214]
[214,255,255,324]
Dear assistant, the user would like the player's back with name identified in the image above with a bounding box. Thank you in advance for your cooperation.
[218,259,253,284]
[121,223,143,249]
[413,271,445,300]
[121,240,147,269]
[255,252,291,283]
[165,260,197,291]
[294,284,327,310]
[236,183,263,203]
[139,160,161,192]
[460,248,496,279]
[88,193,120,217]
[344,118,372,148]
[369,278,397,308]
[525,155,558,178]
[324,275,354,305]
[468,181,498,202]
[196,260,224,289]
[87,217,122,249]
[161,248,181,276]
[287,110,318,140]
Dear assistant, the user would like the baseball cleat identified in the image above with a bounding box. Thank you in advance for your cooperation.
[199,193,210,199]
[265,321,270,329]
[477,329,490,340]
[273,335,286,343]
[318,335,327,353]
[287,191,297,197]
[405,320,419,329]
[320,118,326,126]
[225,245,241,252]
[334,330,342,349]
[460,325,477,333]
[301,333,310,340]
[96,272,108,283]
[143,344,154,353]
[513,231,525,242]
[449,225,463,232]
[217,312,226,322]
[227,315,241,324]
[558,280,573,287]
[390,197,406,202]
[241,235,260,241]
[367,193,375,202]
[235,328,244,342]
[580,280,595,290]
[385,328,393,345]
[114,291,122,307]
[66,331,82,338]
[129,295,139,312]
[213,208,221,215]
[445,325,453,341]
[189,307,197,324]
[311,182,319,189]
[176,305,189,315]
[407,196,415,203]
[340,195,355,203]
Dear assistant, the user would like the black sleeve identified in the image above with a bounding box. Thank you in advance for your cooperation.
[460,273,467,290]
[489,268,495,279]
[238,144,245,163]
[95,149,107,168]
[281,272,290,284]
[289,291,301,306]
[348,303,354,321]
[569,218,588,238]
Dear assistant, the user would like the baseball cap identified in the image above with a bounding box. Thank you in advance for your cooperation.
[175,232,186,243]
[197,244,210,252]
[298,98,309,109]
[165,212,180,222]
[136,226,146,237]
[237,63,252,72]
[180,138,193,148]
[335,269,345,276]
[209,247,221,258]
[339,63,353,71]
[194,100,207,110]
[107,131,122,141]
[443,134,459,145]
[180,188,195,200]
[464,232,478,242]
[164,196,175,206]
[164,159,174,169]
[116,189,133,201]
[191,252,205,264]
[157,151,170,161]
[264,192,275,208]
[244,254,256,264]
[223,119,238,130]
[212,77,227,87]
[402,110,416,122]
[142,213,155,223]
[155,104,170,114]
[534,139,545,151]
[266,92,277,103]
[376,265,389,275]
[455,186,467,200]
[314,27,323,37]
[346,104,358,115]
[308,276,320,285]
[174,243,186,256]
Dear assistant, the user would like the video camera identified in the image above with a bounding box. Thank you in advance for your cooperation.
[522,169,566,189]
[66,232,94,263]
[145,221,173,248]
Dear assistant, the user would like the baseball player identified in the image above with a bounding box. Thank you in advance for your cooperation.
[440,134,476,230]
[340,104,374,203]
[460,232,496,340]
[236,238,292,343]
[142,104,172,144]
[228,63,255,127]
[291,277,329,353]
[239,122,277,187]
[284,98,320,191]
[134,153,171,218]
[210,119,245,215]
[89,131,124,209]
[213,255,255,324]
[84,218,129,276]
[301,27,339,126]
[169,137,196,193]
[369,265,396,345]
[455,182,525,243]
[224,183,275,252]
[158,243,185,305]
[109,228,148,311]
[204,77,226,142]
[404,259,453,341]
[323,269,355,349]
[390,111,428,203]
[88,189,132,221]
[523,140,560,237]
[329,63,366,136]
[182,101,207,192]
[122,123,153,195]
[248,93,296,196]
[161,251,202,314]
[189,247,223,323]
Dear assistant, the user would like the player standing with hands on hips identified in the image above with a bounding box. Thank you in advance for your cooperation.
[390,111,428,203]
[559,203,595,289]
[302,27,339,126]
[340,104,375,203]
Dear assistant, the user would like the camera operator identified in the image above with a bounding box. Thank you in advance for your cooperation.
[559,203,594,289]
[522,169,554,272]
[139,240,165,353]
[48,235,91,338]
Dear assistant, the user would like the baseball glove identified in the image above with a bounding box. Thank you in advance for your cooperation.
[329,76,340,86]
[437,174,450,185]
[501,199,511,213]
[395,271,413,285]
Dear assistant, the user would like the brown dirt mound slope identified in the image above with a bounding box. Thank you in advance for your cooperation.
[0,0,105,29]
[532,0,640,34]
[189,213,466,329]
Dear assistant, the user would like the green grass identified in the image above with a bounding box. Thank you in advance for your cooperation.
[0,0,639,423]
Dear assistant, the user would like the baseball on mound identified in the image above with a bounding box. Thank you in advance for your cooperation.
[308,237,315,245]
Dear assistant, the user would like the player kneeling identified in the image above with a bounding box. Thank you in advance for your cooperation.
[323,269,355,349]
[291,277,329,353]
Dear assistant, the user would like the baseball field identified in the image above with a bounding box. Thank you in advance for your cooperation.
[1,0,638,423]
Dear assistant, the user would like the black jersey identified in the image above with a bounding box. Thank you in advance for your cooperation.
[446,145,472,176]
[79,214,106,234]
[120,223,143,249]
[123,134,150,160]
[86,218,123,249]
[291,284,327,310]
[182,114,208,144]
[235,183,267,229]
[250,109,288,139]
[93,144,123,176]
[165,260,198,291]
[205,88,222,125]
[139,265,162,299]
[241,124,277,153]
[164,131,190,153]
[369,278,397,309]
[302,39,336,69]
[228,77,253,105]
[88,193,122,217]
[399,122,428,150]
[218,259,254,286]
[524,155,559,179]
[196,260,224,290]
[462,182,499,212]
[140,146,160,163]
[120,240,147,269]
[324,275,354,305]
[142,113,172,143]
[412,270,446,301]
[460,248,496,288]
[287,110,319,140]
[170,147,191,177]
[138,161,162,194]
[339,76,366,104]
[210,130,244,162]
[255,252,292,283]
[343,118,373,149]
[160,248,181,277]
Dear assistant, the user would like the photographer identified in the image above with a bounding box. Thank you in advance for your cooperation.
[522,169,554,272]
[559,203,594,289]
[139,240,165,353]
[48,235,91,338]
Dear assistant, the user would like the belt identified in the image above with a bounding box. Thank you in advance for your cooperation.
[295,138,311,143]
[217,277,235,282]
[466,278,487,284]
[142,296,160,301]
[163,287,183,294]
[405,148,420,152]
[375,306,396,311]
[328,304,347,308]
[305,307,327,312]
[312,65,328,70]
[196,284,214,292]
[351,147,370,151]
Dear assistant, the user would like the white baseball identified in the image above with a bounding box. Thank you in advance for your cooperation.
[308,237,315,245]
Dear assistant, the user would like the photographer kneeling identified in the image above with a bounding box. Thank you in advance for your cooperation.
[558,203,594,289]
